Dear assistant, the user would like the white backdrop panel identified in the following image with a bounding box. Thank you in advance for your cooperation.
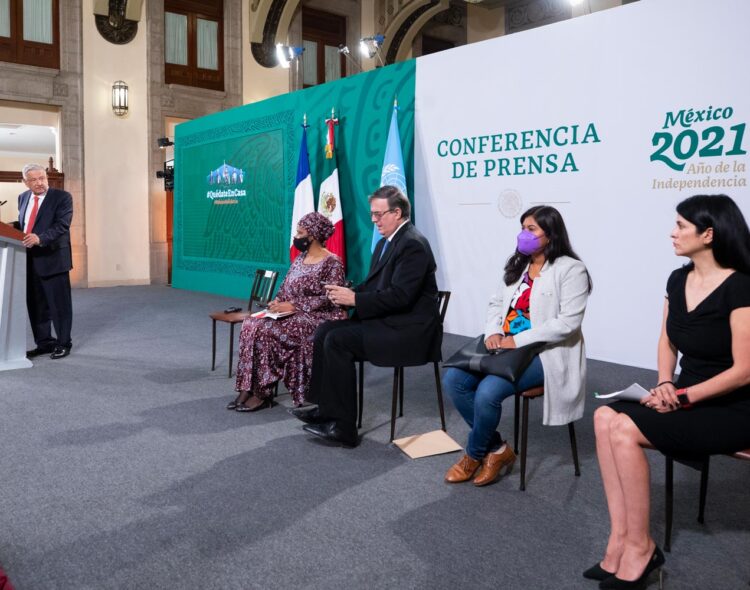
[414,0,750,369]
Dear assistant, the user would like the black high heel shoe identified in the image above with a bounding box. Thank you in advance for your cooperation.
[583,562,616,581]
[599,546,665,590]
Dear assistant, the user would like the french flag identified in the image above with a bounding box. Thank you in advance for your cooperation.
[290,123,315,261]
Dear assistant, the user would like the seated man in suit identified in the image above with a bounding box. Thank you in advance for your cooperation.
[289,185,441,447]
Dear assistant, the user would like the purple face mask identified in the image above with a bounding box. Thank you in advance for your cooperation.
[517,230,542,256]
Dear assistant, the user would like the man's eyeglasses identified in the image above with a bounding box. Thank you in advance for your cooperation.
[370,209,395,220]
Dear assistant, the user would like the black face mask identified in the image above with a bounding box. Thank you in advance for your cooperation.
[293,236,311,252]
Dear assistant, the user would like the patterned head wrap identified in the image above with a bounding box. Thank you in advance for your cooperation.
[298,211,335,244]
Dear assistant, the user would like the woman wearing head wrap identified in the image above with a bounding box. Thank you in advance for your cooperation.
[229,212,347,411]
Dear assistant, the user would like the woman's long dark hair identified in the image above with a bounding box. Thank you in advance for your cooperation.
[676,194,750,274]
[503,205,592,291]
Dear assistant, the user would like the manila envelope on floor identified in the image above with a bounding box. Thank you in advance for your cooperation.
[393,429,462,459]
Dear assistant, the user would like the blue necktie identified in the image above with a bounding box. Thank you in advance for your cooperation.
[379,239,389,261]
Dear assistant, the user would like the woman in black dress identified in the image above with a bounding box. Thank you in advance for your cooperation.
[587,194,750,589]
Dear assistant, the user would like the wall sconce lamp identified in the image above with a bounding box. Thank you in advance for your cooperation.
[359,34,385,66]
[112,80,129,116]
[275,44,304,68]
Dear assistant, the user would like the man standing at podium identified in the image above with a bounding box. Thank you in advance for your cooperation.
[14,164,74,360]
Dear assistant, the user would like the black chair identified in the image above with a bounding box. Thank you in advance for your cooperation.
[356,291,451,441]
[209,269,278,377]
[512,386,581,491]
[649,447,750,552]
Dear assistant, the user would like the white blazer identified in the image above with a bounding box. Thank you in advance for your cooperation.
[484,255,590,426]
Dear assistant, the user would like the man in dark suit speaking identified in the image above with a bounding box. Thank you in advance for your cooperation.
[290,185,441,447]
[14,164,74,360]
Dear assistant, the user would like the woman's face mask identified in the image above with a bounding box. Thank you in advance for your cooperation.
[293,236,311,252]
[516,229,543,256]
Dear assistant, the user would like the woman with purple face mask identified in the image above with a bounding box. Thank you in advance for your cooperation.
[443,205,592,486]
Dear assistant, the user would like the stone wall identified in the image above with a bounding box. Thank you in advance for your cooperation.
[0,0,87,286]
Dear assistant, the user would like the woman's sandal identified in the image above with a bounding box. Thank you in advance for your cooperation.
[236,395,272,412]
[227,392,249,410]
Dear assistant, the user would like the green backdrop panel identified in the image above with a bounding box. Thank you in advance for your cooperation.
[181,130,286,262]
[172,60,416,299]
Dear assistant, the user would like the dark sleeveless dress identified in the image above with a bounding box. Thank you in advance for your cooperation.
[610,267,750,460]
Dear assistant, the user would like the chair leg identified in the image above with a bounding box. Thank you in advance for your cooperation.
[520,396,530,491]
[433,362,447,432]
[228,323,235,378]
[357,361,364,429]
[390,368,399,442]
[568,422,581,476]
[665,456,674,552]
[698,456,710,524]
[513,393,520,454]
[211,319,217,371]
[398,368,404,418]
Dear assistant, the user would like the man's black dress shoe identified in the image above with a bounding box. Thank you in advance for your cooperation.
[27,347,54,358]
[50,346,71,360]
[302,422,358,448]
[287,406,330,425]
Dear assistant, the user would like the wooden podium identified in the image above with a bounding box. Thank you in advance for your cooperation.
[0,222,32,371]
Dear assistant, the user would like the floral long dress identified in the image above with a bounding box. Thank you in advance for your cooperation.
[234,253,346,405]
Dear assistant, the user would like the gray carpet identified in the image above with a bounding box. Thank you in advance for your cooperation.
[0,286,748,589]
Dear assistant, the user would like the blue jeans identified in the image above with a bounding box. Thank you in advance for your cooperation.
[443,356,544,460]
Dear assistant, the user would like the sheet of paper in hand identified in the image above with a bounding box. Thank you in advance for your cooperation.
[250,310,296,320]
[595,383,650,402]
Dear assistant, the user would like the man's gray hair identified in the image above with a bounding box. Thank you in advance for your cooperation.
[368,185,411,219]
[22,163,46,179]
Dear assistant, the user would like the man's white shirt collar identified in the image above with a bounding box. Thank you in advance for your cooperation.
[386,219,409,242]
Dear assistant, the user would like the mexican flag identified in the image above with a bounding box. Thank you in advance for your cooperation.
[318,114,345,268]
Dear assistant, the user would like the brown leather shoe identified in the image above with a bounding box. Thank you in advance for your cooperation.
[473,445,516,487]
[445,454,482,483]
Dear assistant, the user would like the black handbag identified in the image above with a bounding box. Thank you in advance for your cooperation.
[442,335,544,382]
